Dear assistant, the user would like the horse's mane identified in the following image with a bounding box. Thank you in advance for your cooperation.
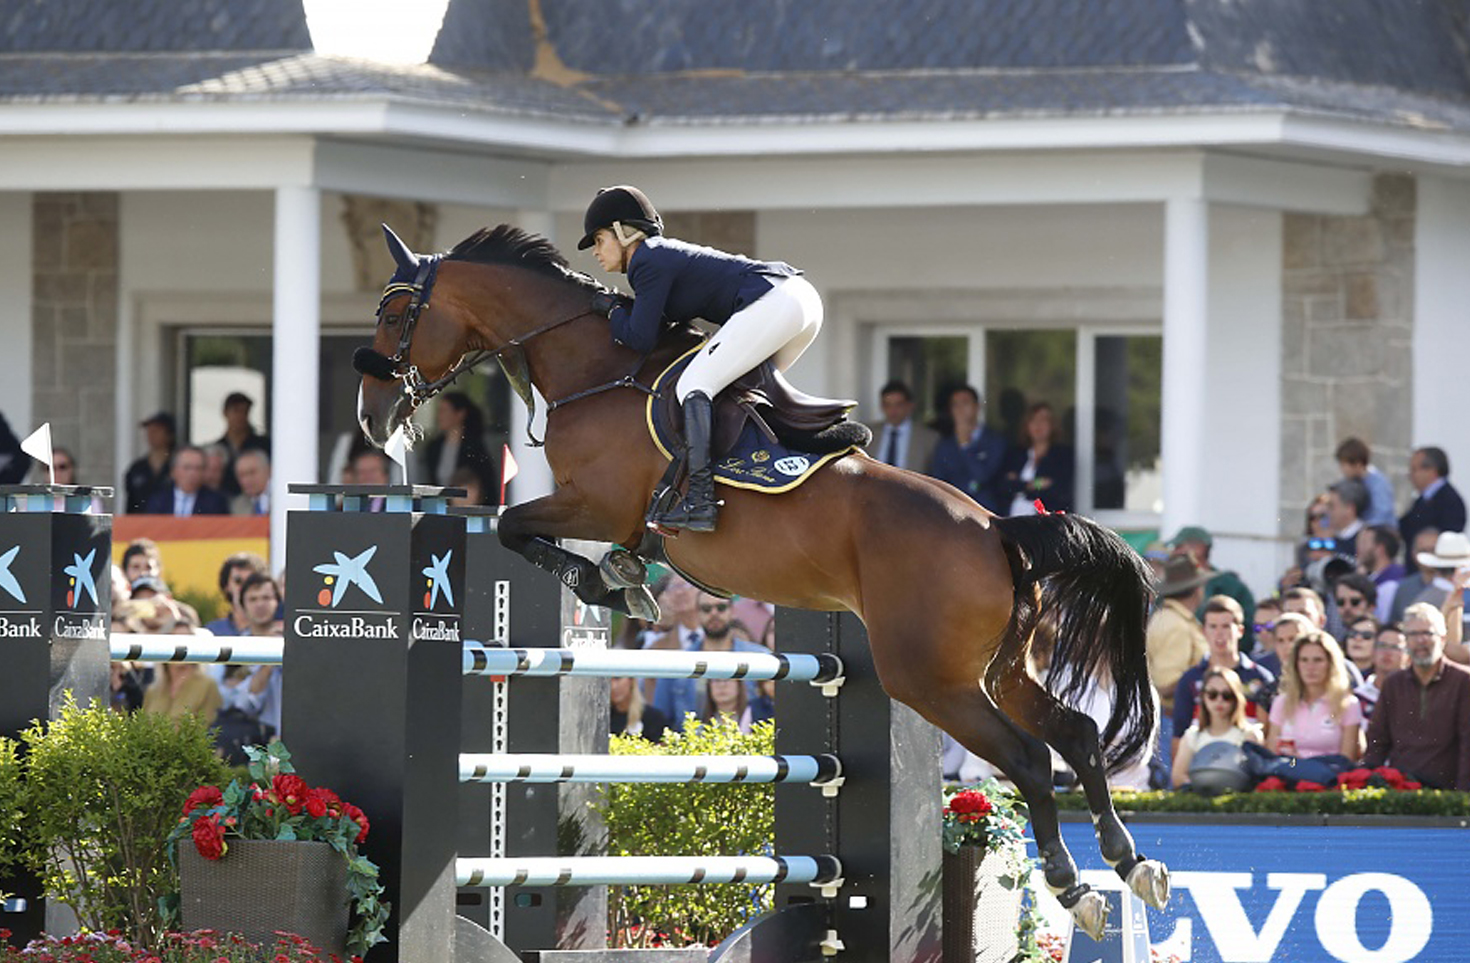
[446,224,603,291]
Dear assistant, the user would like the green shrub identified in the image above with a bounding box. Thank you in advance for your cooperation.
[15,696,229,949]
[595,717,775,948]
[0,737,20,901]
[1055,789,1470,816]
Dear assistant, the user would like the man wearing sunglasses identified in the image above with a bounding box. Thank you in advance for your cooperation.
[650,591,766,733]
[1171,595,1276,759]
[1331,573,1378,646]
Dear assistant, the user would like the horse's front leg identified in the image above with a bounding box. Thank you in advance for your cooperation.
[498,490,658,621]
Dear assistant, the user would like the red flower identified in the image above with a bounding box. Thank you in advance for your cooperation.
[183,785,224,816]
[305,787,340,820]
[1296,781,1328,793]
[342,803,370,843]
[1373,766,1404,782]
[1403,780,1422,791]
[272,774,310,815]
[0,928,10,941]
[947,791,993,817]
[192,815,228,861]
[1255,777,1287,793]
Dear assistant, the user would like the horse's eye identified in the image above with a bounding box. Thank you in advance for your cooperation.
[381,313,401,327]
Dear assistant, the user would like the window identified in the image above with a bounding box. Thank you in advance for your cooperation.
[872,323,1161,522]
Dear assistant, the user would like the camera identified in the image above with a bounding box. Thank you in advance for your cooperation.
[1303,554,1356,596]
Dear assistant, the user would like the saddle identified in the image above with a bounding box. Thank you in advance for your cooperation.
[654,357,872,459]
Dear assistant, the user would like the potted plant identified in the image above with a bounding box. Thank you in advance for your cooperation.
[167,743,390,959]
[941,779,1046,963]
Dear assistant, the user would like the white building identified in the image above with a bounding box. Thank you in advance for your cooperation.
[2,0,1467,589]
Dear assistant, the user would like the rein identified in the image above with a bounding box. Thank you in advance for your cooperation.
[361,258,655,447]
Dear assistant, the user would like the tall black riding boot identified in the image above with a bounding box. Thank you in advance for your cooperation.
[655,391,720,533]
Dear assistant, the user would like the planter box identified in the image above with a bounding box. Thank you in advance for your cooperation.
[179,838,350,958]
[942,846,1022,963]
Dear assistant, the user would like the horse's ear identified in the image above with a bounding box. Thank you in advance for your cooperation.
[381,223,418,271]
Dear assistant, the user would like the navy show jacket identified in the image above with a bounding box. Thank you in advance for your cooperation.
[609,236,800,353]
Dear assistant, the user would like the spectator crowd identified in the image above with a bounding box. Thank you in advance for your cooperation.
[1145,437,1470,793]
[109,544,285,766]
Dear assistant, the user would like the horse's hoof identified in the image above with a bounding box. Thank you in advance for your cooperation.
[1126,859,1171,910]
[620,586,661,623]
[1069,890,1109,943]
[599,549,647,589]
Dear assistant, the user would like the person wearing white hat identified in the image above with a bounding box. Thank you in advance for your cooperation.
[1412,531,1470,664]
[1408,531,1470,612]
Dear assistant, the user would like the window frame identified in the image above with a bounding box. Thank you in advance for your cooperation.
[848,286,1162,529]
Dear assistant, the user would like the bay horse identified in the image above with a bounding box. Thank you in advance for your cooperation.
[354,224,1169,938]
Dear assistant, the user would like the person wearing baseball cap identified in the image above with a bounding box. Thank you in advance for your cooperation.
[1168,524,1258,651]
[124,411,177,513]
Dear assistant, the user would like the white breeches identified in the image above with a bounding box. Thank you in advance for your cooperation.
[675,275,823,403]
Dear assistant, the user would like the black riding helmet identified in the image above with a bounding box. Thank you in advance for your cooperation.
[577,185,663,250]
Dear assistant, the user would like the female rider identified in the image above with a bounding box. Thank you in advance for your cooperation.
[579,185,823,533]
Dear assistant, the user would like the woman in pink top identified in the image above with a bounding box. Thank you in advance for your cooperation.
[1266,629,1364,760]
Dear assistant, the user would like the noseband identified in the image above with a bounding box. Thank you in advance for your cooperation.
[355,259,646,446]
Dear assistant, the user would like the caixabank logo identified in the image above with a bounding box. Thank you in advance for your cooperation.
[293,545,401,639]
[412,548,461,643]
[0,544,43,638]
[54,546,107,640]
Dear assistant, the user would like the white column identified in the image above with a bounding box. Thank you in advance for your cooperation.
[269,186,321,574]
[1160,197,1209,539]
[1414,177,1470,474]
[0,194,33,447]
[505,209,557,506]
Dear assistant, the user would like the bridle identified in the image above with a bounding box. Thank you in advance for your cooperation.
[357,256,653,446]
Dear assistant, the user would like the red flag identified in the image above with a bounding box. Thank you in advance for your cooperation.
[500,444,520,504]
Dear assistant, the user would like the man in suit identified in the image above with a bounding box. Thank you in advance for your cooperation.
[929,385,1007,512]
[229,449,271,516]
[1400,447,1467,572]
[864,380,938,473]
[142,445,230,515]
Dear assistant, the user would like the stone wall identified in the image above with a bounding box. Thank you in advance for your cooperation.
[661,210,756,256]
[1279,174,1414,532]
[339,194,438,291]
[32,192,119,486]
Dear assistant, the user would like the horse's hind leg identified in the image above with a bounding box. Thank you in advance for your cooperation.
[989,664,1170,909]
[914,683,1111,941]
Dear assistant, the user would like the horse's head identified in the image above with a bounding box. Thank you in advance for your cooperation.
[354,225,478,449]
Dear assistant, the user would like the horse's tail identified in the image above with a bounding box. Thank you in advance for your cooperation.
[993,512,1156,773]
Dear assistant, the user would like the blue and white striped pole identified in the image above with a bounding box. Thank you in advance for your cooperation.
[462,644,843,684]
[456,855,843,892]
[459,752,842,786]
[110,633,285,665]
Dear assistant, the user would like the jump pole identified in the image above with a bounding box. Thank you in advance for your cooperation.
[0,485,113,947]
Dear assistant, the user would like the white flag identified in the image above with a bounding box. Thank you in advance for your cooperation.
[20,424,53,484]
[384,426,409,483]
